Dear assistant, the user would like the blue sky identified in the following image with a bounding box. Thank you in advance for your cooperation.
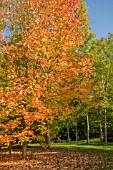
[84,0,113,39]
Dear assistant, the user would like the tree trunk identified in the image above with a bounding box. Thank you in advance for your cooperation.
[46,122,50,148]
[75,123,78,142]
[8,142,12,158]
[104,108,107,145]
[86,112,89,144]
[100,122,103,142]
[99,110,103,142]
[22,141,27,159]
[67,127,70,142]
[67,121,71,142]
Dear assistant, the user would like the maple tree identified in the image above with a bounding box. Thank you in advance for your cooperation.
[0,0,94,159]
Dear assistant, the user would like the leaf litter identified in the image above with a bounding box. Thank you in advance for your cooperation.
[0,147,113,170]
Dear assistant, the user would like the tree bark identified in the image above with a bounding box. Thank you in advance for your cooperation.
[100,122,103,142]
[104,108,107,145]
[86,112,89,144]
[22,141,27,159]
[8,142,12,158]
[67,121,71,142]
[99,110,103,142]
[46,122,50,148]
[75,123,78,142]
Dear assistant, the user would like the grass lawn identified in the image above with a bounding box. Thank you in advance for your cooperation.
[54,138,113,151]
[0,138,113,170]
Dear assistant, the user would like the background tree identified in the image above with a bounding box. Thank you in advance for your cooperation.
[78,32,113,143]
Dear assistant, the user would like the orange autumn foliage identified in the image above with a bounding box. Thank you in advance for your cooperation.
[0,0,93,145]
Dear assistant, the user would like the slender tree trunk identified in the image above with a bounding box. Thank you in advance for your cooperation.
[8,142,12,158]
[99,110,103,142]
[67,121,71,142]
[21,113,27,159]
[46,122,50,148]
[86,112,89,144]
[104,108,107,145]
[75,123,78,142]
[67,127,70,141]
[100,122,103,142]
[22,141,27,160]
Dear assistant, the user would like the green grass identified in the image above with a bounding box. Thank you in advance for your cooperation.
[7,138,113,153]
[27,138,113,153]
[53,138,113,152]
[28,143,40,147]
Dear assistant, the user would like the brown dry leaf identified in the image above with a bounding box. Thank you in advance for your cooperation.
[0,147,113,170]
